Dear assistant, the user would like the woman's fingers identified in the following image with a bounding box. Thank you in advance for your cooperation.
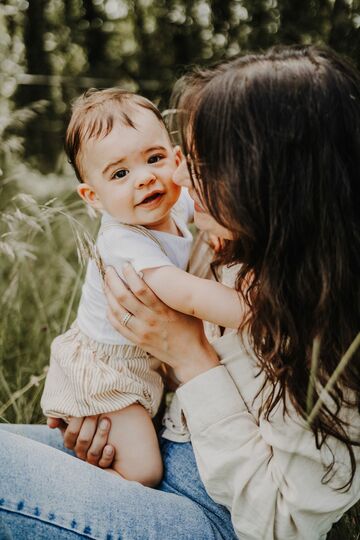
[105,265,162,316]
[74,416,99,460]
[47,417,66,433]
[122,263,162,310]
[47,417,60,428]
[63,417,84,450]
[98,445,115,469]
[104,278,142,339]
[104,274,134,325]
[105,275,162,346]
[86,417,114,468]
[104,263,175,356]
[105,301,135,338]
[62,415,115,468]
[104,266,146,318]
[104,267,159,345]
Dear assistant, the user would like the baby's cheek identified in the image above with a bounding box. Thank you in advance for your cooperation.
[170,184,182,203]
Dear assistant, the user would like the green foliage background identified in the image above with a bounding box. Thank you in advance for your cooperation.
[2,0,360,172]
[0,1,359,537]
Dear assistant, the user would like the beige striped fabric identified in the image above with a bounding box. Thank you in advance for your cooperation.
[41,322,163,419]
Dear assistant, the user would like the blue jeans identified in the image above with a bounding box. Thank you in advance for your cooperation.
[0,424,237,539]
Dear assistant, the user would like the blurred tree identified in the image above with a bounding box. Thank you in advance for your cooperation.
[0,4,20,178]
[24,0,52,76]
[210,0,232,36]
[277,0,323,43]
[168,0,206,67]
[125,0,207,104]
[2,0,360,171]
[243,0,279,50]
[83,0,110,77]
[15,0,59,172]
[329,0,360,60]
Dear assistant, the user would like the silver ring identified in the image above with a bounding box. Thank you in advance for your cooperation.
[121,311,133,327]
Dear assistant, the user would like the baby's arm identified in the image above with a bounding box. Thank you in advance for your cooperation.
[100,405,163,486]
[99,224,242,328]
[143,266,243,329]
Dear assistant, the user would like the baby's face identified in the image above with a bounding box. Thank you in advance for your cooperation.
[79,107,181,229]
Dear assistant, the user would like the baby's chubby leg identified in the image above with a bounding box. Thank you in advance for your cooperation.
[100,404,163,487]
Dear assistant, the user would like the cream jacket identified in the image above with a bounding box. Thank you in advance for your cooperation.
[174,332,360,540]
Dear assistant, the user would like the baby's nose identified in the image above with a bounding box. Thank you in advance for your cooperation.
[135,170,156,188]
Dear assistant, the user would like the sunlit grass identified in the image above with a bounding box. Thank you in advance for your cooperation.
[0,167,99,423]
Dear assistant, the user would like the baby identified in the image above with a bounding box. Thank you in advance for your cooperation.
[41,88,242,486]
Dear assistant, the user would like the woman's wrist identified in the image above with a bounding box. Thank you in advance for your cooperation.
[174,339,220,384]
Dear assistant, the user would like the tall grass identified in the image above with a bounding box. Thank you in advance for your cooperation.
[0,167,99,424]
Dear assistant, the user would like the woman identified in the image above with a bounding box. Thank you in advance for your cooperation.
[1,45,359,539]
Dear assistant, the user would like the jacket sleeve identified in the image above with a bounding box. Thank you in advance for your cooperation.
[176,335,360,540]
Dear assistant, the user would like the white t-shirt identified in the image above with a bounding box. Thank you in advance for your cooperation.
[77,188,194,345]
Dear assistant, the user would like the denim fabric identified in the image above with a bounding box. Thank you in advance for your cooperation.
[0,424,237,539]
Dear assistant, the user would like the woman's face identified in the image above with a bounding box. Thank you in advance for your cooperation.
[172,157,233,240]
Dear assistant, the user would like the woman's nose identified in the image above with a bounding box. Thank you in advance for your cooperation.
[173,159,191,188]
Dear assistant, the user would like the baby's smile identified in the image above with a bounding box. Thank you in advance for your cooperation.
[135,189,165,207]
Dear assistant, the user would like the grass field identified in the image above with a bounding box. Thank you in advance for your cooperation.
[0,167,359,539]
[0,166,97,424]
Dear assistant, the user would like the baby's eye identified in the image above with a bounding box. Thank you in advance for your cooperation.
[112,169,129,180]
[148,154,164,164]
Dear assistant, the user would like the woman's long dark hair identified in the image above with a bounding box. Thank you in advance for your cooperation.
[173,45,360,488]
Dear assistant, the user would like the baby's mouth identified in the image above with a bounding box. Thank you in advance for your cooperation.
[137,191,164,206]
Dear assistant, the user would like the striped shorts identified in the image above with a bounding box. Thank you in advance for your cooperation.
[40,322,164,419]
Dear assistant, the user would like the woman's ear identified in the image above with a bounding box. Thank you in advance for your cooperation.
[174,145,184,166]
[77,183,103,210]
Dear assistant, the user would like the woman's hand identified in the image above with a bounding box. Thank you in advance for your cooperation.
[104,264,220,384]
[47,416,115,468]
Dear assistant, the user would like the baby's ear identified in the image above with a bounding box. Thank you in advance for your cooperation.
[77,183,103,210]
[174,145,183,166]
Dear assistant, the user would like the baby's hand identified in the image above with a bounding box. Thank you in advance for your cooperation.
[208,234,224,253]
